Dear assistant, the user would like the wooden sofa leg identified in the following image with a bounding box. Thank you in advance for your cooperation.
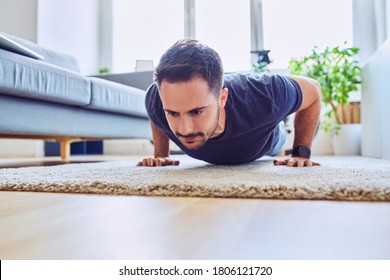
[59,138,83,161]
[60,139,71,161]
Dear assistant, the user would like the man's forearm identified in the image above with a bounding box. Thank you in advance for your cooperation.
[150,121,170,158]
[289,76,322,149]
[293,97,321,148]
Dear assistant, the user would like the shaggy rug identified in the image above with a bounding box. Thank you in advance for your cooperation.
[0,156,390,201]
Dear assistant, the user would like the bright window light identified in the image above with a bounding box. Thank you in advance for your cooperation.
[112,0,184,73]
[111,0,352,73]
[262,0,353,70]
[195,0,251,72]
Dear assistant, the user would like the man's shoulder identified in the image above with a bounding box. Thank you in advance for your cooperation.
[145,83,160,105]
[224,72,285,80]
[223,72,271,94]
[224,72,251,83]
[224,72,281,86]
[146,82,159,96]
[145,83,162,115]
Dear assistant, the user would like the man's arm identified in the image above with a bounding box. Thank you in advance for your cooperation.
[291,75,321,148]
[274,75,321,167]
[151,121,170,158]
[136,122,180,167]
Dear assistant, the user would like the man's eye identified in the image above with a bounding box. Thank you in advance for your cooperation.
[190,110,203,116]
[167,111,178,117]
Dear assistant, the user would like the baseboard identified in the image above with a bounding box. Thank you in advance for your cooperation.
[103,139,154,156]
[0,139,44,157]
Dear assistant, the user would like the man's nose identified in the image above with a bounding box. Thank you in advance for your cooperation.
[178,116,193,135]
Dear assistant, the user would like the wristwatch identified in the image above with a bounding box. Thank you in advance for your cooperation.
[291,146,311,159]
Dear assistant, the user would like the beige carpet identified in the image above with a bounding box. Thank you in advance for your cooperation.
[1,156,390,201]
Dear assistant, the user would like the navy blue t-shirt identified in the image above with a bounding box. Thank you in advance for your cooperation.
[145,73,302,165]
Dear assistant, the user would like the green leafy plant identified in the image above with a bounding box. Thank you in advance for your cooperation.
[288,44,361,132]
[253,59,270,73]
[99,67,111,74]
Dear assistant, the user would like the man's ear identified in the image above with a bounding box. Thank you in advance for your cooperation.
[219,88,229,108]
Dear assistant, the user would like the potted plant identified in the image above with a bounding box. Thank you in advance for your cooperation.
[252,49,271,73]
[288,44,362,155]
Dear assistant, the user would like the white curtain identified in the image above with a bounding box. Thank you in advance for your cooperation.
[353,0,389,64]
[387,0,390,39]
[374,0,388,47]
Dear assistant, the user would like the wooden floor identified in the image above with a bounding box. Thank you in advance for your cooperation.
[1,156,390,259]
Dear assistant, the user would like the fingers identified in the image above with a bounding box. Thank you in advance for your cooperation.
[137,157,156,167]
[155,158,162,167]
[157,158,180,166]
[136,157,154,167]
[171,160,180,166]
[273,158,321,167]
[311,161,321,166]
[136,157,180,167]
[273,159,287,166]
[286,159,295,167]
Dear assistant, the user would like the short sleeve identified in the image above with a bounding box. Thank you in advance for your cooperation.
[145,83,171,133]
[272,75,303,118]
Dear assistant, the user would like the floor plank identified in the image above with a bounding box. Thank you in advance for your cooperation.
[0,155,120,168]
[0,191,389,259]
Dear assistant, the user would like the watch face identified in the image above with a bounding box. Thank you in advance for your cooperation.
[298,146,311,158]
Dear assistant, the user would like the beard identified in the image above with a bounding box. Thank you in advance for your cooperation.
[175,107,220,150]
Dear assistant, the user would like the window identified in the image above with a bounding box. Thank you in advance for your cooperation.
[110,0,353,73]
[112,0,184,72]
[262,0,353,69]
[195,0,251,72]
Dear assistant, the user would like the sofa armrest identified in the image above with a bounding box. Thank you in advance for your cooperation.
[0,33,44,60]
[93,71,154,91]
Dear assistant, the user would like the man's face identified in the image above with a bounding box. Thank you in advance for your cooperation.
[159,77,227,150]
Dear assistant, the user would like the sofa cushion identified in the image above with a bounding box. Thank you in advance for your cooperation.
[0,49,91,106]
[0,32,80,73]
[85,77,148,117]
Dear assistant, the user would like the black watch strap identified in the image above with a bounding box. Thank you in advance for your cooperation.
[291,146,311,159]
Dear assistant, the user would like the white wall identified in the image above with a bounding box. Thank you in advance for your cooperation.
[0,0,101,74]
[0,140,44,158]
[0,0,43,157]
[0,0,38,41]
[37,0,100,74]
[353,0,390,65]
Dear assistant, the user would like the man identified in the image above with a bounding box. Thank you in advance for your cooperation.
[137,39,321,167]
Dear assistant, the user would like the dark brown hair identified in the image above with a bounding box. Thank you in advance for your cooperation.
[154,39,224,97]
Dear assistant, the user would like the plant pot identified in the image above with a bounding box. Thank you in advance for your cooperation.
[332,124,361,156]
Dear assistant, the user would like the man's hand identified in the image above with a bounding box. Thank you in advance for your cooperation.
[136,157,180,167]
[273,157,320,167]
[136,122,180,167]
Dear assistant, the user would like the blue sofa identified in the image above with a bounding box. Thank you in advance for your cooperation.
[0,32,152,160]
